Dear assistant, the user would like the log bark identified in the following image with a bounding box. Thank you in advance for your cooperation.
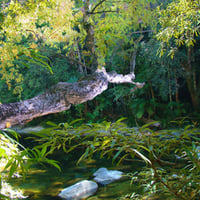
[0,68,144,129]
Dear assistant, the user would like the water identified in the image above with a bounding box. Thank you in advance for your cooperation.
[5,124,199,200]
[4,126,143,200]
[9,157,140,200]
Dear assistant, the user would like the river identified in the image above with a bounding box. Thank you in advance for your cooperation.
[8,156,141,200]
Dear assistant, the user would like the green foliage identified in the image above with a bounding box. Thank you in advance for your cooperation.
[31,118,200,199]
[0,128,61,199]
[155,0,200,112]
[0,0,200,126]
[156,0,200,51]
[0,0,76,97]
[130,98,156,119]
[0,0,157,98]
[92,0,156,67]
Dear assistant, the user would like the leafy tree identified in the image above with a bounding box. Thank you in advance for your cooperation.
[133,38,187,123]
[0,0,156,98]
[0,0,76,98]
[0,0,159,128]
[156,0,200,111]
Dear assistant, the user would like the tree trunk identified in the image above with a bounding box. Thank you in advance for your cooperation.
[0,69,144,129]
[185,47,199,111]
[174,68,179,103]
[82,0,98,74]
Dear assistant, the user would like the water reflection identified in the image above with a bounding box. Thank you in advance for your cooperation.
[9,159,138,200]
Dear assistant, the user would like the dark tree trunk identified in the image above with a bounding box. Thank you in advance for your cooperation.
[185,47,199,111]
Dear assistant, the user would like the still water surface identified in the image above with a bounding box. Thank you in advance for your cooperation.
[10,158,140,200]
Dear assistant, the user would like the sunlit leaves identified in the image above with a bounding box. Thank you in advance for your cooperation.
[156,0,200,51]
[0,0,157,97]
[0,128,61,185]
[93,0,156,66]
[0,0,76,96]
[3,0,75,44]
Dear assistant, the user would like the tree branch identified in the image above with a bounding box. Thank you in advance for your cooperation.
[89,10,117,14]
[91,0,107,14]
[130,30,154,35]
[25,29,41,42]
[130,35,144,73]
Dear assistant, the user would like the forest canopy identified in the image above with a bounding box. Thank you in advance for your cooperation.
[0,0,200,126]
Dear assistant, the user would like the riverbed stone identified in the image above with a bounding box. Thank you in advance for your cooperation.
[58,180,98,200]
[93,167,123,185]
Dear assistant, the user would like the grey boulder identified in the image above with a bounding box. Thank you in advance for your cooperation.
[58,180,98,200]
[93,167,123,185]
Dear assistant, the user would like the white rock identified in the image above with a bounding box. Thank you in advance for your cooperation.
[58,180,98,200]
[93,167,123,185]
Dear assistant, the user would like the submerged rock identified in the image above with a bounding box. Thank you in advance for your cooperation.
[93,167,123,185]
[58,180,98,200]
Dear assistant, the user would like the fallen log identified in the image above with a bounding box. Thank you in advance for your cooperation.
[0,68,144,129]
